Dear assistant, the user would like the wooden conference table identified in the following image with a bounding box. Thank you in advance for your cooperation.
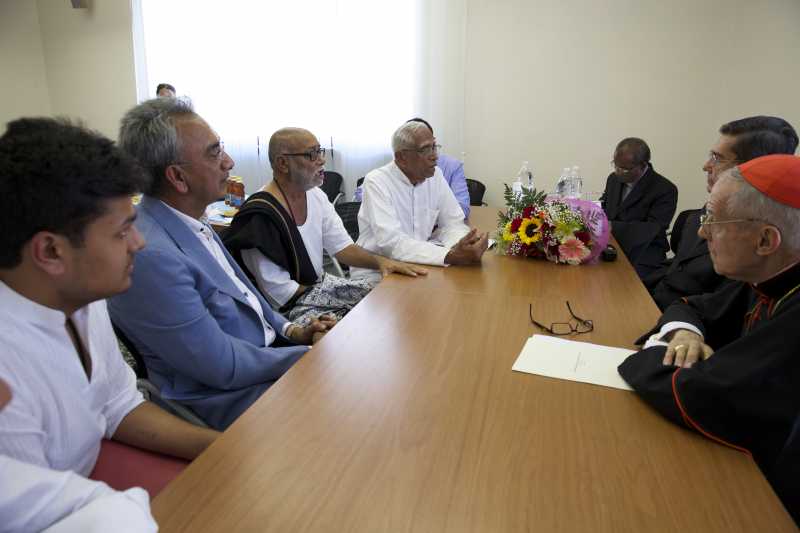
[154,207,794,531]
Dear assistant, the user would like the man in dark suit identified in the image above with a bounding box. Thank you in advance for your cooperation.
[644,116,798,309]
[601,137,678,278]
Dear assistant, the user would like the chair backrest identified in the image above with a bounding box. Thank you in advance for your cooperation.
[90,438,188,498]
[356,176,365,188]
[466,178,487,206]
[321,171,344,203]
[335,201,362,242]
[669,208,702,254]
[113,323,148,379]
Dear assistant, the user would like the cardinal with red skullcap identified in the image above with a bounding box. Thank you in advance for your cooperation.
[620,155,800,525]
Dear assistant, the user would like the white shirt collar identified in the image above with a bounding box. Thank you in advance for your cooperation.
[160,200,210,235]
[0,280,69,329]
[389,160,416,188]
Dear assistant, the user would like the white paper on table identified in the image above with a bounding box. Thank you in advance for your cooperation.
[512,335,635,391]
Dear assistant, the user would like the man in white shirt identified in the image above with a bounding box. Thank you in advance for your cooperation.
[109,99,332,430]
[0,379,157,533]
[223,127,427,325]
[355,121,488,276]
[0,118,219,527]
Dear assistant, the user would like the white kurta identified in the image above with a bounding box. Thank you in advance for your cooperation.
[353,161,469,275]
[241,187,353,307]
[0,455,156,533]
[0,281,144,475]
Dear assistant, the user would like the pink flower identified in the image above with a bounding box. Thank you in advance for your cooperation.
[558,237,590,265]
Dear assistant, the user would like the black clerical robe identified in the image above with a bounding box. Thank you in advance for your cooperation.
[619,263,800,522]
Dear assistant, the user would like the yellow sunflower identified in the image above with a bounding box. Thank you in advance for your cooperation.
[517,217,542,245]
[502,221,515,241]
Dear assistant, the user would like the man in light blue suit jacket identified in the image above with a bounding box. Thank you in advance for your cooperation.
[109,99,332,430]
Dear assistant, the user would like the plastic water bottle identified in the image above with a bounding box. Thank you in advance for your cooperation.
[555,167,570,197]
[511,176,523,198]
[516,161,533,194]
[567,166,582,199]
[526,163,535,191]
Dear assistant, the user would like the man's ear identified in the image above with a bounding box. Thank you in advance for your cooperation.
[165,164,190,194]
[27,231,70,276]
[274,155,290,175]
[755,224,782,257]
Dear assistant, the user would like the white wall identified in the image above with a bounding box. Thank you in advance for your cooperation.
[0,1,136,139]
[36,0,137,139]
[0,0,51,130]
[461,0,800,216]
[417,0,467,164]
[1,0,798,216]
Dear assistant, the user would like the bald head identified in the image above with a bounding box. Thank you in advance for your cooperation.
[267,127,325,191]
[268,127,313,168]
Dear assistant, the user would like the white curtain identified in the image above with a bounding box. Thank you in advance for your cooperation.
[134,0,426,198]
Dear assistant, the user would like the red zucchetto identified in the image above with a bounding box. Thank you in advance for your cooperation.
[738,154,800,208]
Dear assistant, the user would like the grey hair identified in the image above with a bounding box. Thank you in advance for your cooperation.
[723,167,800,253]
[118,97,196,196]
[392,121,429,153]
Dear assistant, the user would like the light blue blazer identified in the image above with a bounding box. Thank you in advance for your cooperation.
[109,196,308,430]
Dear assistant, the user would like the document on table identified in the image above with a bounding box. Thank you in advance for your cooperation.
[512,335,635,391]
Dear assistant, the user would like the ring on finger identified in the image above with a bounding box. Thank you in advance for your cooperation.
[673,344,686,350]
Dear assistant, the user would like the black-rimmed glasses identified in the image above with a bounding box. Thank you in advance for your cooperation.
[529,301,593,336]
[282,147,326,161]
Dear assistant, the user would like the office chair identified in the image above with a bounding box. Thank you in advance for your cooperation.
[335,201,362,242]
[321,171,344,204]
[466,178,487,206]
[668,208,702,255]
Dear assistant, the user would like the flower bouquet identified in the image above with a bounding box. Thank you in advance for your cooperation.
[496,186,610,265]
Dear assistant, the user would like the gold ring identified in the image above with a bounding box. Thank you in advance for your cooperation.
[673,344,686,350]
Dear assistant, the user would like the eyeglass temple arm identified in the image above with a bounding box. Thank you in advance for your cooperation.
[565,301,591,324]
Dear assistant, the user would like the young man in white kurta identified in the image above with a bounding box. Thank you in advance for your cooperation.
[0,117,220,529]
[0,283,143,474]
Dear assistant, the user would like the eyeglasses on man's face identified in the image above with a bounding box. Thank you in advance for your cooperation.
[208,141,227,161]
[282,147,326,162]
[698,213,760,227]
[698,211,769,242]
[529,301,593,336]
[174,141,227,166]
[404,143,441,157]
[610,161,642,175]
[706,151,739,166]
